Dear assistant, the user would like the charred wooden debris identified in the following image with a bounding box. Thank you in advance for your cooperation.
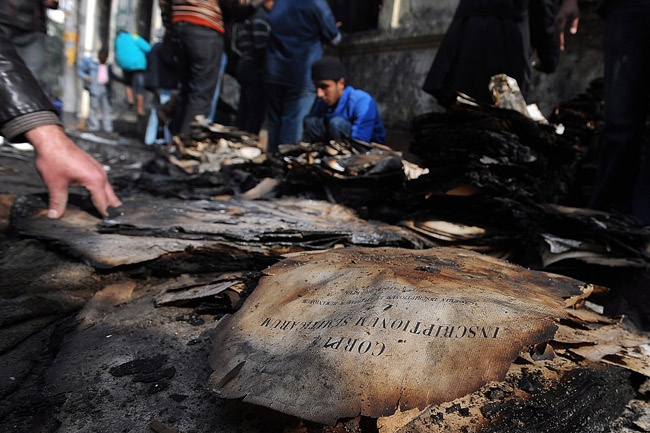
[111,80,649,277]
[2,78,650,432]
[78,78,650,331]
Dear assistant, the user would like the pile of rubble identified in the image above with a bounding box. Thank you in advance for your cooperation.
[1,78,649,433]
[139,90,650,277]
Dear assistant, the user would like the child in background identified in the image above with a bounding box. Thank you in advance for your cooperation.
[78,48,114,134]
[115,29,151,116]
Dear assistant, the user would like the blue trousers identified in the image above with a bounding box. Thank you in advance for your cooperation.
[144,88,174,144]
[264,83,315,153]
[303,115,352,143]
[87,84,113,133]
[208,52,228,123]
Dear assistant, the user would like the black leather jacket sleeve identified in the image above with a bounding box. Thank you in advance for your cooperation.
[0,33,62,140]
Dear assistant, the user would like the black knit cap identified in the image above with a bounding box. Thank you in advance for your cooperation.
[311,56,346,81]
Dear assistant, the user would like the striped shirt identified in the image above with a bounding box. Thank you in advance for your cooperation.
[159,0,249,34]
[160,0,224,33]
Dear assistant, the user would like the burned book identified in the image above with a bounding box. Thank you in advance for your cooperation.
[278,139,412,212]
[396,194,650,271]
[397,196,527,260]
[163,119,265,176]
[10,194,279,271]
[11,193,426,272]
[549,78,605,206]
[207,246,650,427]
[529,203,650,268]
[149,271,262,315]
[96,195,422,249]
[409,104,585,204]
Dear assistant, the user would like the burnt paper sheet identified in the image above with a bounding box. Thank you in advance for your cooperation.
[12,194,420,268]
[208,247,591,425]
[11,195,215,268]
[96,196,422,248]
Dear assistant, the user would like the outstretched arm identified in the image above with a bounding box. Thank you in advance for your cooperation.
[28,124,121,219]
[0,32,120,219]
[554,0,580,51]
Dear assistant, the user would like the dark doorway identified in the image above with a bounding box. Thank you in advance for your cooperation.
[327,0,382,33]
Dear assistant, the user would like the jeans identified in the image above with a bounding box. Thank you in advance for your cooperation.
[171,22,224,135]
[145,88,174,144]
[303,116,351,142]
[87,84,113,133]
[264,83,316,153]
[208,52,228,123]
[589,2,650,223]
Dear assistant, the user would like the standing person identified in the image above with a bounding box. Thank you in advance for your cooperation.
[114,29,151,116]
[232,0,274,134]
[158,0,265,136]
[0,33,120,219]
[0,0,58,86]
[422,0,559,107]
[303,56,386,145]
[264,0,341,153]
[144,29,179,144]
[78,48,115,134]
[556,0,650,224]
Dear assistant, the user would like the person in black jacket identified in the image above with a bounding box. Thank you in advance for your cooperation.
[231,0,274,134]
[0,33,120,219]
[423,0,559,107]
[556,0,650,224]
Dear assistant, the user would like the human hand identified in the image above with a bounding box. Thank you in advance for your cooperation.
[554,0,580,51]
[27,124,121,218]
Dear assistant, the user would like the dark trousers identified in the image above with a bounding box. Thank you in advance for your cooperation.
[589,1,650,223]
[235,63,266,134]
[303,115,352,143]
[171,22,224,135]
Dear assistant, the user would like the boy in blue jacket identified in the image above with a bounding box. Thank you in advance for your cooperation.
[303,56,386,145]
